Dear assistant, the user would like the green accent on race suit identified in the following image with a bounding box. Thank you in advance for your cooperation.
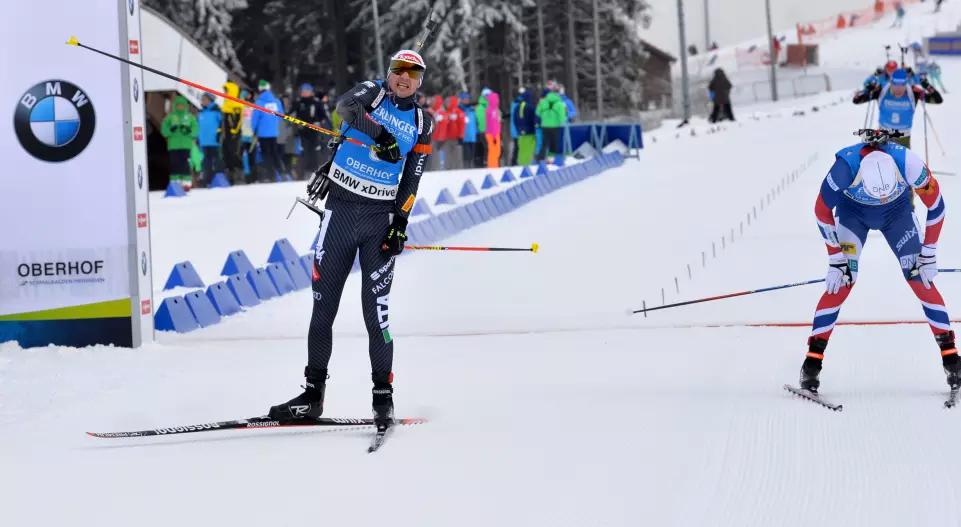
[382,329,393,344]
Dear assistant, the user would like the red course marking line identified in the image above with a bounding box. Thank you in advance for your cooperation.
[736,320,961,328]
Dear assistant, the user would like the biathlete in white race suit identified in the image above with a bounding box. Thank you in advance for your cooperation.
[799,128,958,394]
[268,50,435,431]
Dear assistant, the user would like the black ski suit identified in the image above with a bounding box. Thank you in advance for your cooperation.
[291,95,330,176]
[307,81,433,378]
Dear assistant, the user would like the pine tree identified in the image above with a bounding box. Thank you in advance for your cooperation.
[144,0,248,75]
[193,0,248,74]
[516,0,653,120]
[576,0,654,120]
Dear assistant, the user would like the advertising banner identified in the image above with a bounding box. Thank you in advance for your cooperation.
[927,35,961,56]
[0,0,154,348]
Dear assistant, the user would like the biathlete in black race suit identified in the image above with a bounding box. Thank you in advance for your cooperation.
[268,49,434,431]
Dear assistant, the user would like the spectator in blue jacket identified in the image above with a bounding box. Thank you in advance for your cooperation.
[251,80,284,182]
[509,88,524,165]
[559,85,577,122]
[513,88,536,165]
[197,93,222,188]
[460,92,478,169]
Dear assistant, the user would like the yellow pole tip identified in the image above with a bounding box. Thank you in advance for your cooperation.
[531,243,539,253]
[66,36,80,46]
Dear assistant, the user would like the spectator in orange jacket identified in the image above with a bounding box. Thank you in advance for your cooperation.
[443,96,465,170]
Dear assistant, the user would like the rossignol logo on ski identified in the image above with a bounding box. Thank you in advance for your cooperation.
[247,421,280,428]
[154,423,221,434]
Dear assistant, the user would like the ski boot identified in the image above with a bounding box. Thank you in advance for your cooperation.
[268,367,327,420]
[799,337,828,393]
[937,331,961,389]
[371,373,395,430]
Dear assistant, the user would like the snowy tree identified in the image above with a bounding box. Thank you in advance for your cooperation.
[574,0,654,120]
[144,0,248,74]
[516,0,653,119]
[148,0,655,122]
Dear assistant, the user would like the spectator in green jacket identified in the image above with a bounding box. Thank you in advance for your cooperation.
[474,88,491,169]
[161,95,199,190]
[536,86,568,162]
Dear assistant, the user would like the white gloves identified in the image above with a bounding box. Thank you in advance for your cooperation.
[914,244,938,289]
[825,253,853,294]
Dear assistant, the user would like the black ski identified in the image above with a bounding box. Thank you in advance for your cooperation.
[945,388,959,409]
[783,384,843,411]
[87,416,427,439]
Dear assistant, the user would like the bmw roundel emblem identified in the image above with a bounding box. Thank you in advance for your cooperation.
[14,80,95,163]
[129,0,135,15]
[137,164,144,189]
[141,251,147,276]
[133,78,139,102]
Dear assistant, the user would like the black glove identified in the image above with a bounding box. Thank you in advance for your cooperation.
[180,124,192,135]
[921,77,932,90]
[374,128,402,164]
[306,159,332,201]
[168,123,179,135]
[380,215,408,256]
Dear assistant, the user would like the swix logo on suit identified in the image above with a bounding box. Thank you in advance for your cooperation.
[330,80,418,200]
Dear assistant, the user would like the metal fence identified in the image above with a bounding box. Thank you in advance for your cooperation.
[672,73,831,118]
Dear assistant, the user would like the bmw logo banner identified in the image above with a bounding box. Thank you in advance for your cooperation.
[0,0,153,348]
[14,80,96,163]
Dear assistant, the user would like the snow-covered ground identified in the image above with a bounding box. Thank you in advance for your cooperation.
[5,9,961,527]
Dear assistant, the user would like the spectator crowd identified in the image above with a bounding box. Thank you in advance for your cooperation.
[159,77,578,191]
